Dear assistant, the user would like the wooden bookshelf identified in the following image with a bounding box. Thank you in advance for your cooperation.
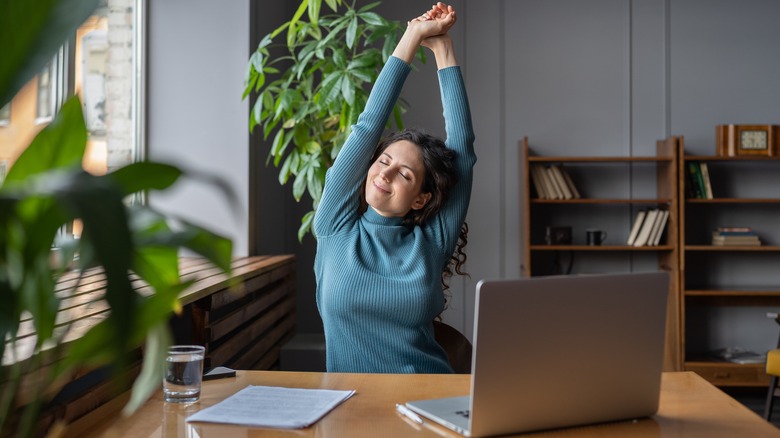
[679,143,780,386]
[520,137,680,372]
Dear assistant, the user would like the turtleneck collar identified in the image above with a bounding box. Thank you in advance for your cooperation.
[363,206,405,226]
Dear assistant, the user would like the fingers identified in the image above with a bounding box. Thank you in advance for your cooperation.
[413,2,456,22]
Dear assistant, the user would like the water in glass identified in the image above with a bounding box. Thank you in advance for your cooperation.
[164,345,204,403]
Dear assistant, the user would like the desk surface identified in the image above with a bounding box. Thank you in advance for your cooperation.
[72,371,779,437]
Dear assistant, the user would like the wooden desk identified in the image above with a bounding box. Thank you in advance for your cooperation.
[73,371,780,437]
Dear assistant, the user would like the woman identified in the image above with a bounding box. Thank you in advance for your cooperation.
[313,3,476,373]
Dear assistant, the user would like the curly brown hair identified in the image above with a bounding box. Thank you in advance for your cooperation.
[358,129,470,299]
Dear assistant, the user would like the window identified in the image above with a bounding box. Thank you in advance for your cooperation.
[0,0,145,179]
[36,60,57,121]
[0,0,146,235]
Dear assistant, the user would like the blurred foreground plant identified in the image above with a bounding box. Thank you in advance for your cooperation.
[0,0,235,435]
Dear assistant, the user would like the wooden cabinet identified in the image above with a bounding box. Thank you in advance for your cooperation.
[678,143,780,386]
[521,137,681,371]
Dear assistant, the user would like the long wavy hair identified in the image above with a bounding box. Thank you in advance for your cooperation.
[358,129,469,300]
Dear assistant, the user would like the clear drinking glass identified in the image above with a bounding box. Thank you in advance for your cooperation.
[163,345,205,403]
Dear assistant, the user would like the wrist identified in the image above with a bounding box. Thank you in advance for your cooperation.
[392,26,424,64]
[431,37,456,69]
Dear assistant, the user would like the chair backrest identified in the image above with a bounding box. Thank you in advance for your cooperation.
[433,320,472,374]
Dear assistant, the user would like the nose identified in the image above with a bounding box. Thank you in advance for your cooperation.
[378,168,391,182]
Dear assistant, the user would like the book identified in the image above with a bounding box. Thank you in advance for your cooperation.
[687,162,704,199]
[530,165,549,199]
[651,210,670,246]
[646,208,666,246]
[700,162,713,199]
[545,166,565,199]
[626,209,647,246]
[632,208,659,247]
[559,165,581,198]
[549,165,573,199]
[533,164,556,199]
[712,235,760,246]
[715,227,754,235]
[718,226,752,232]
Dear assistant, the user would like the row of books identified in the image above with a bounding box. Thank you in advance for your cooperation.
[529,164,581,200]
[686,162,713,199]
[626,208,669,247]
[712,227,761,246]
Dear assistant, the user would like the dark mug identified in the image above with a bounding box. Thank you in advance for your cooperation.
[586,229,607,246]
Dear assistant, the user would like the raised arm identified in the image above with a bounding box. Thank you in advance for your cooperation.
[313,5,459,238]
[419,4,477,252]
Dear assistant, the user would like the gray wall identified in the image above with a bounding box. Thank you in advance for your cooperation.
[147,0,250,256]
[150,1,780,352]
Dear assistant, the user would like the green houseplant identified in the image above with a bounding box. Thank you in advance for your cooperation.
[0,0,234,435]
[244,0,425,240]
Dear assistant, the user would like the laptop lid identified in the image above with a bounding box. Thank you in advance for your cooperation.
[408,272,669,437]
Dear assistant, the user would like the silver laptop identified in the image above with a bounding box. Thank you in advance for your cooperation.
[406,272,669,437]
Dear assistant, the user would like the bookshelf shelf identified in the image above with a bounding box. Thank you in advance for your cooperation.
[521,137,680,372]
[532,198,673,204]
[685,155,780,162]
[530,245,674,251]
[687,198,780,204]
[685,245,780,251]
[679,141,780,387]
[685,289,780,298]
[529,156,673,163]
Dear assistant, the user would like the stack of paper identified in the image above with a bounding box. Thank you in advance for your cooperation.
[186,385,356,428]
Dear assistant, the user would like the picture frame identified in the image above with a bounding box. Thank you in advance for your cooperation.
[716,124,779,157]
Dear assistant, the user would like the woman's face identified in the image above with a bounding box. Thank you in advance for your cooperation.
[365,140,431,218]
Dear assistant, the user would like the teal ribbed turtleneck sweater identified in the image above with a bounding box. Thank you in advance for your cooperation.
[313,56,476,373]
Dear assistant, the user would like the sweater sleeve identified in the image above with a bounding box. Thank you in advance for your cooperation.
[313,57,412,238]
[424,66,477,255]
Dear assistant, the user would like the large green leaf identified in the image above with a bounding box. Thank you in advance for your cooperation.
[0,0,100,106]
[4,97,87,185]
[122,323,171,416]
[108,162,183,196]
[18,199,66,342]
[55,172,137,366]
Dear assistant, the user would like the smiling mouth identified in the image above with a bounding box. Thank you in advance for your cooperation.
[372,181,390,194]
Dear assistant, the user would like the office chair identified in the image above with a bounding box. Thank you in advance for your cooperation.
[763,314,780,421]
[433,320,472,374]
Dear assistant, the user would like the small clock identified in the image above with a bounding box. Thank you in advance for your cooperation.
[716,124,778,157]
[739,129,768,151]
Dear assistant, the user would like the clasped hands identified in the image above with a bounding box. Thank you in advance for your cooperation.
[408,2,457,42]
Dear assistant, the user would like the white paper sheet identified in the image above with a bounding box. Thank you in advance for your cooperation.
[185,385,356,428]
